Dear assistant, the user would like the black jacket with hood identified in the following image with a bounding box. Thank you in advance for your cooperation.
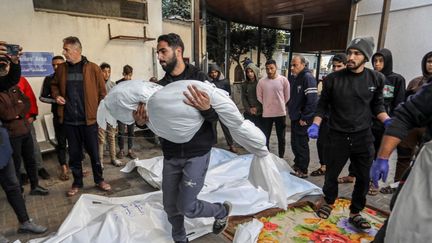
[207,64,231,95]
[371,48,406,116]
[157,63,218,159]
[405,51,432,98]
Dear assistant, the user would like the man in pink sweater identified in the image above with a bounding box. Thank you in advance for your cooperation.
[257,60,290,158]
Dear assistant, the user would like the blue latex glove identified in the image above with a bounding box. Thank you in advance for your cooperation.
[370,158,389,188]
[383,118,392,128]
[307,123,320,139]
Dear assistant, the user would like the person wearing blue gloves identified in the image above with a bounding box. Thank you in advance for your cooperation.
[371,75,432,242]
[307,37,390,230]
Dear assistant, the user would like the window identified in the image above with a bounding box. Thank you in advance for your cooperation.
[33,0,148,22]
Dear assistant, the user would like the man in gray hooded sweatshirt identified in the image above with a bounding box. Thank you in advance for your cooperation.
[241,62,263,131]
[208,64,237,153]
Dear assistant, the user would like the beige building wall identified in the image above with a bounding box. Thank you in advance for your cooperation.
[162,19,193,62]
[162,18,206,71]
[356,0,432,81]
[0,0,163,117]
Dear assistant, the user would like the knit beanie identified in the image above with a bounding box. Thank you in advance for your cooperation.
[346,37,375,61]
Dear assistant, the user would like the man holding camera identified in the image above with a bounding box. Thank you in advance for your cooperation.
[0,41,48,242]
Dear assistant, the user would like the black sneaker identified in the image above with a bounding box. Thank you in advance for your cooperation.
[30,186,49,196]
[0,233,10,243]
[212,201,232,234]
[38,168,51,180]
[18,219,47,234]
[174,239,189,243]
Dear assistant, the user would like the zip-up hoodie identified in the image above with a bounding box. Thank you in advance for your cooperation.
[288,68,317,121]
[371,48,406,116]
[241,63,262,115]
[51,56,106,125]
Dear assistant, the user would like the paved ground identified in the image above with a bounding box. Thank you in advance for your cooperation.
[0,126,394,242]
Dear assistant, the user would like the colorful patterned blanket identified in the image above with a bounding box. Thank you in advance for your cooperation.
[227,198,388,243]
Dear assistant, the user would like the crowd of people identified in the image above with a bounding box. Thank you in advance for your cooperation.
[0,32,431,243]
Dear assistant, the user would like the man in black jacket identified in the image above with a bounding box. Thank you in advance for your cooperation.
[39,55,68,180]
[288,55,318,178]
[133,33,231,243]
[307,37,390,230]
[368,48,406,195]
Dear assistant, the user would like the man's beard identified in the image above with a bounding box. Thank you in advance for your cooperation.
[346,59,365,71]
[161,54,178,74]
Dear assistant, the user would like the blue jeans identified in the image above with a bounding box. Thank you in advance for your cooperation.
[162,151,227,242]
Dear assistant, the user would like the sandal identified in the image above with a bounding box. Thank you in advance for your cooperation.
[316,204,333,219]
[349,214,371,230]
[96,181,111,191]
[290,170,308,179]
[311,168,326,176]
[66,187,79,197]
[368,183,379,196]
[337,176,355,184]
[380,186,396,194]
[59,172,69,181]
[291,165,299,172]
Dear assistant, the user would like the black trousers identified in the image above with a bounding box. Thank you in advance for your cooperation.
[10,132,39,190]
[243,112,264,133]
[262,116,286,158]
[323,129,374,214]
[0,159,29,223]
[345,125,380,178]
[117,121,135,150]
[53,115,67,166]
[316,118,329,166]
[291,120,310,172]
[65,124,104,187]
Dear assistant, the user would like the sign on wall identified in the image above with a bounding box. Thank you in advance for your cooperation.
[20,52,53,77]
